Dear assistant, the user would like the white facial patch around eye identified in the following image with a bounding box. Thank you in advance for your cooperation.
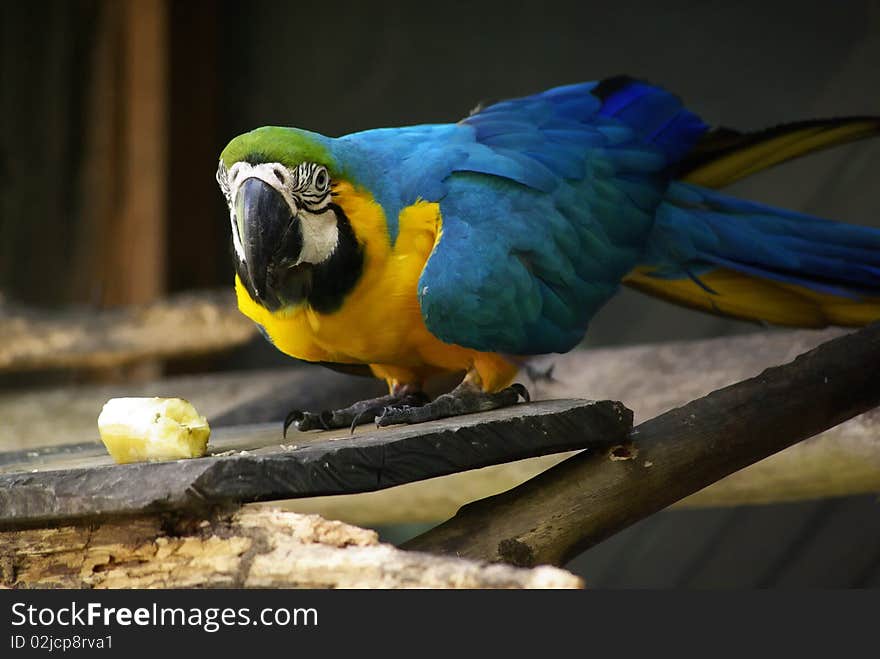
[296,208,340,265]
[224,160,339,267]
[217,161,246,264]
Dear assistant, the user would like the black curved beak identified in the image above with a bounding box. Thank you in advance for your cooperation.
[235,177,301,302]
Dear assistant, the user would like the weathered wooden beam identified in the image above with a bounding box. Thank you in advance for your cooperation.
[0,507,581,589]
[0,289,256,372]
[0,399,631,529]
[403,323,880,566]
[3,328,879,521]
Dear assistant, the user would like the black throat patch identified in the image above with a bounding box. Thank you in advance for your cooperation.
[307,203,364,314]
[234,203,363,315]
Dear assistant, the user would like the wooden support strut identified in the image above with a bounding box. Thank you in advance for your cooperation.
[404,321,880,566]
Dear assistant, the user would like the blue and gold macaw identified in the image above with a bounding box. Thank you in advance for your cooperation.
[216,76,880,432]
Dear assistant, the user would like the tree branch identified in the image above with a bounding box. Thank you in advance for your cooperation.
[404,323,880,566]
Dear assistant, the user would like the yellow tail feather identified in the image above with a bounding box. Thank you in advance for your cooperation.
[679,118,880,188]
[624,267,880,328]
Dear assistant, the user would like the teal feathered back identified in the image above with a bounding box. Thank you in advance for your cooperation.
[329,76,880,352]
[413,78,708,353]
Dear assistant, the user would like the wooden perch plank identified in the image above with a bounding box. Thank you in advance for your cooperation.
[0,399,632,528]
[2,328,879,523]
[0,289,256,372]
[403,322,880,566]
[0,507,581,589]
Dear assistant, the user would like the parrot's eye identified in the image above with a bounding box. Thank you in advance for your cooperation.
[290,162,332,211]
[313,167,329,192]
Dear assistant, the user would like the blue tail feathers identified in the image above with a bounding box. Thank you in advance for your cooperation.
[646,182,880,300]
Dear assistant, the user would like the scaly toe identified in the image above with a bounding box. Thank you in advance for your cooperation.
[283,410,328,435]
[374,405,411,428]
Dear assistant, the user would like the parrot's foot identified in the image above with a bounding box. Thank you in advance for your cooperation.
[283,389,430,435]
[375,382,530,427]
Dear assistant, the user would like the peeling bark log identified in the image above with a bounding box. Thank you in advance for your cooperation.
[0,507,581,589]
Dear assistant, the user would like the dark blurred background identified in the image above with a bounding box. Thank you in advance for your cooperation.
[2,0,879,586]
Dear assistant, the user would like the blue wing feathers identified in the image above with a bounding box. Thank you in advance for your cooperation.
[414,77,707,354]
[652,113,708,160]
[607,89,683,133]
[524,149,585,179]
[595,80,657,116]
[539,81,600,100]
[595,77,708,161]
[380,76,879,354]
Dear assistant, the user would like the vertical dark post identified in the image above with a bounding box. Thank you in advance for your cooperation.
[167,0,224,295]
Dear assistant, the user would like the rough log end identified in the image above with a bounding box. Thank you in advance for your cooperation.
[1,506,583,589]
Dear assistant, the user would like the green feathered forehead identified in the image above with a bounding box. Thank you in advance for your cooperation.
[219,126,337,172]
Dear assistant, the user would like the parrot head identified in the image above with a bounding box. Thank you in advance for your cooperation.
[216,126,363,313]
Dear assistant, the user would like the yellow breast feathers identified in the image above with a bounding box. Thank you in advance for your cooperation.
[236,182,442,366]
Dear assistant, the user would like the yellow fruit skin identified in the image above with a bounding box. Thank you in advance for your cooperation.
[97,398,211,464]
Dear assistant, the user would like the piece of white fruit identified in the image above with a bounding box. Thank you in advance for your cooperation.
[97,397,211,464]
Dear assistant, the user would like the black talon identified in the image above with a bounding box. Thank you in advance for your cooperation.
[349,409,371,434]
[283,410,304,438]
[511,382,531,403]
